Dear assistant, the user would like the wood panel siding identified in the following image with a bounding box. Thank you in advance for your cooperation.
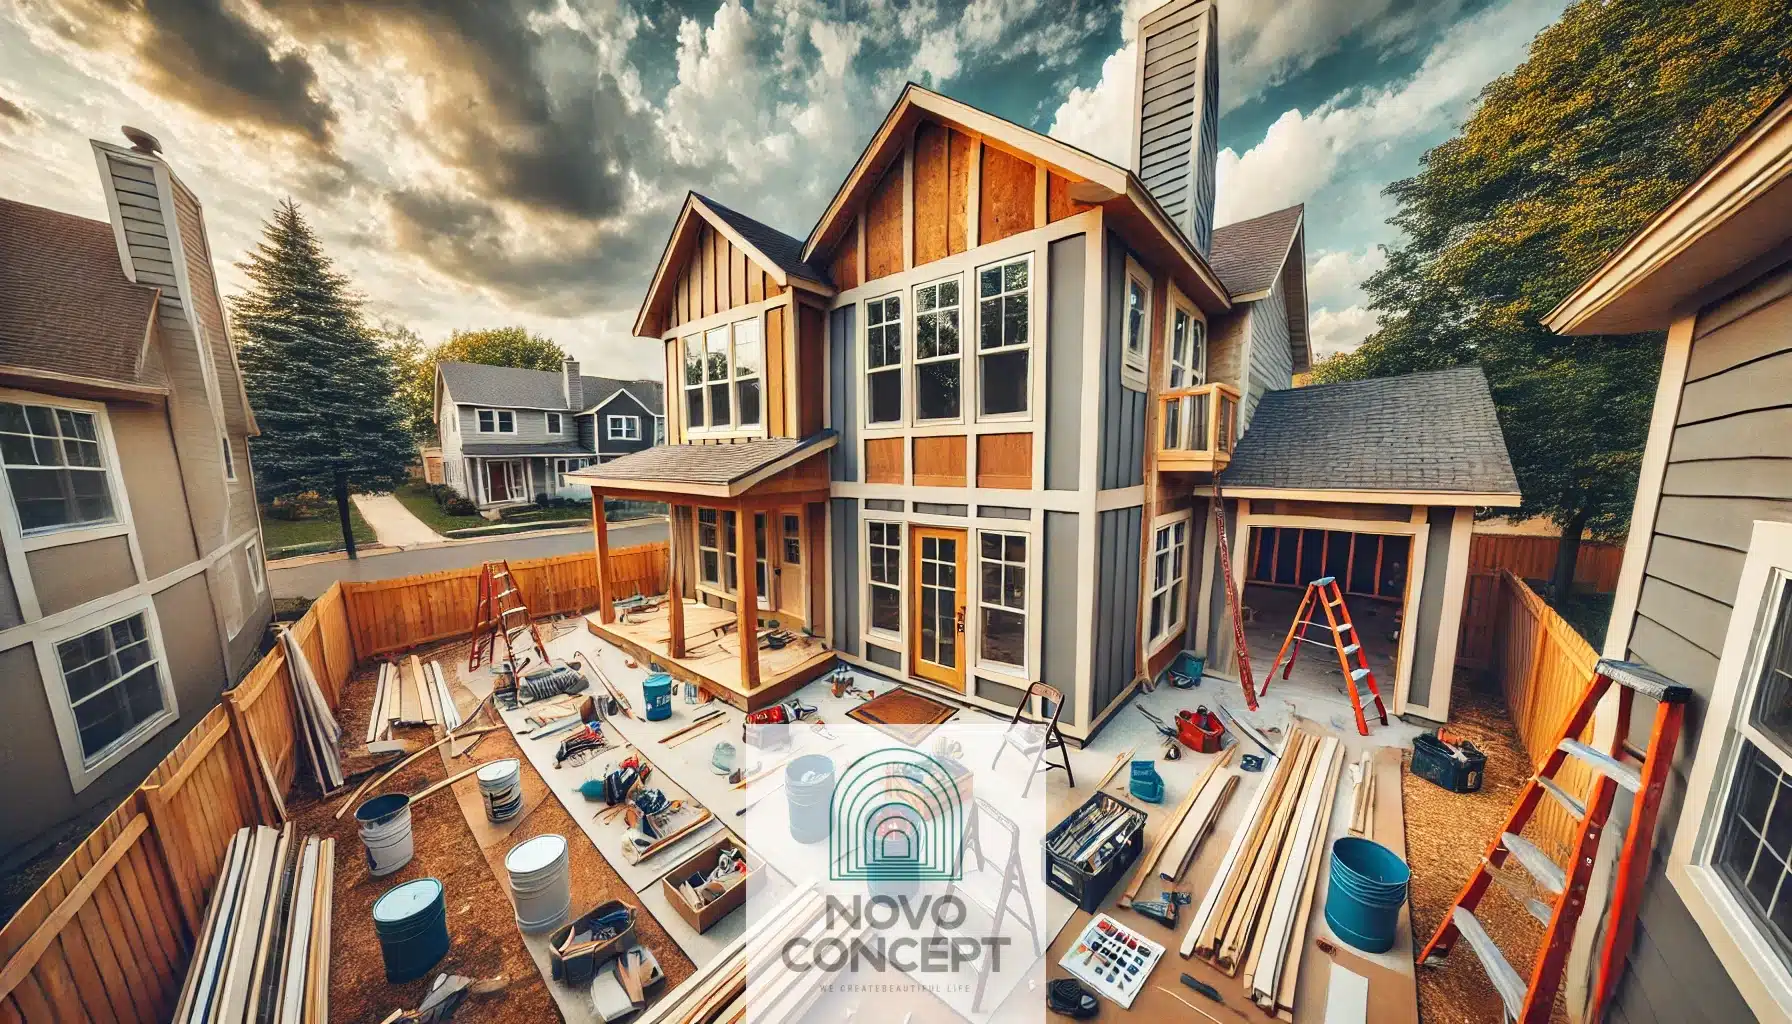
[865,438,904,484]
[976,433,1033,489]
[979,145,1037,246]
[866,164,906,282]
[1047,171,1094,224]
[948,129,973,255]
[829,219,861,292]
[668,222,777,329]
[913,435,968,487]
[911,121,976,267]
[765,304,788,436]
[796,303,827,437]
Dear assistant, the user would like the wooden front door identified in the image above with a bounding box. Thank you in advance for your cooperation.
[485,461,513,502]
[774,509,805,622]
[911,527,967,691]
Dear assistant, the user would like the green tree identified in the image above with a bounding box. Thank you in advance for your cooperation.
[375,319,433,442]
[392,326,568,444]
[1324,0,1792,595]
[235,200,414,558]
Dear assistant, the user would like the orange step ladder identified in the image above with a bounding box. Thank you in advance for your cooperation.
[1417,658,1690,1023]
[468,559,549,674]
[1264,576,1388,735]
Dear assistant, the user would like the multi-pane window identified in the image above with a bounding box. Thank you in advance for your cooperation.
[476,409,515,433]
[696,508,739,590]
[1125,273,1151,376]
[683,335,705,429]
[685,319,762,433]
[915,278,962,421]
[0,402,116,533]
[705,326,732,427]
[734,319,762,427]
[1148,519,1189,646]
[56,611,165,764]
[553,457,588,489]
[978,532,1027,669]
[1168,307,1204,388]
[546,412,563,434]
[782,513,802,566]
[866,295,903,424]
[977,257,1030,416]
[867,522,902,635]
[607,415,640,440]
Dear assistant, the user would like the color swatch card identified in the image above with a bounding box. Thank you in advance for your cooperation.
[1058,913,1165,1009]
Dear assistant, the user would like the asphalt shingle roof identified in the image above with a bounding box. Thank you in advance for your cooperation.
[576,431,836,487]
[439,361,662,415]
[1224,366,1520,497]
[0,198,164,388]
[460,441,591,457]
[1210,205,1303,298]
[696,194,833,288]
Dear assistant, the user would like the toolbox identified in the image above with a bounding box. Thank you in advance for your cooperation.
[1175,706,1226,753]
[1411,731,1486,793]
[1045,791,1148,912]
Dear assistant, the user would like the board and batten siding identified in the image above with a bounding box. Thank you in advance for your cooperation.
[1243,270,1293,427]
[1045,234,1086,491]
[1604,264,1792,1024]
[1092,507,1143,717]
[1099,233,1148,491]
[829,305,859,482]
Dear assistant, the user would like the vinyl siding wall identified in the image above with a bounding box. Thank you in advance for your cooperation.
[829,305,859,483]
[1135,0,1218,254]
[1099,233,1148,490]
[454,403,575,447]
[594,390,657,459]
[1244,272,1293,427]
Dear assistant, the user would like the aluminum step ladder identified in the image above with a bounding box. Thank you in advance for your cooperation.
[1417,658,1691,1023]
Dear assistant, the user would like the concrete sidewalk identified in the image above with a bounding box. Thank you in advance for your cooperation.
[350,492,444,548]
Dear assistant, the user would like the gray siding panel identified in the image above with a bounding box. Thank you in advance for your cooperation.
[1099,234,1146,490]
[1043,511,1080,723]
[831,499,860,656]
[593,390,656,459]
[1046,234,1086,491]
[456,403,572,446]
[1244,270,1293,425]
[830,306,858,482]
[1405,508,1453,710]
[1092,507,1142,715]
[1136,2,1215,253]
[1183,498,1208,646]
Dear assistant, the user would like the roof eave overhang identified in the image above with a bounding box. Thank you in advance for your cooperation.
[566,434,839,500]
[1221,484,1522,508]
[1545,90,1792,336]
[0,365,170,403]
[634,195,837,339]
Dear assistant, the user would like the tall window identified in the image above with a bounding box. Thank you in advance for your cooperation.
[607,415,640,440]
[1168,307,1204,387]
[221,435,236,480]
[56,611,166,765]
[1148,518,1189,647]
[0,401,116,534]
[734,319,762,427]
[977,257,1030,416]
[546,412,563,434]
[705,326,732,427]
[866,295,903,424]
[245,538,266,594]
[697,508,739,590]
[476,409,515,433]
[867,522,902,635]
[782,513,802,566]
[914,278,961,421]
[686,319,762,433]
[683,334,705,430]
[1125,271,1151,378]
[978,532,1027,669]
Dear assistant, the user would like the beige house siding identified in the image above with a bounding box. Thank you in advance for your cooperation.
[0,543,20,630]
[111,400,200,578]
[25,536,137,616]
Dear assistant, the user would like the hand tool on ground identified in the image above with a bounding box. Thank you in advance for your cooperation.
[1137,706,1178,741]
[1131,890,1191,928]
[1179,973,1224,1003]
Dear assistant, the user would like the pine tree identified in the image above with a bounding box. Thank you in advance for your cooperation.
[235,200,414,557]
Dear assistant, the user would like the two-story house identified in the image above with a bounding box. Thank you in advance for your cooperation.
[433,359,663,509]
[0,128,271,862]
[571,0,1519,739]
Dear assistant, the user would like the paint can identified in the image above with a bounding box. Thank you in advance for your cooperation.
[785,754,837,844]
[355,793,414,877]
[372,877,450,983]
[477,758,524,822]
[506,834,572,934]
[643,672,673,721]
[1324,836,1411,953]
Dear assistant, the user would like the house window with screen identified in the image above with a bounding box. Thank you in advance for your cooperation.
[0,401,117,534]
[977,257,1030,416]
[915,277,961,421]
[546,412,563,434]
[867,522,902,635]
[477,409,515,433]
[978,532,1027,669]
[866,295,902,424]
[607,415,640,440]
[56,611,165,765]
[1148,518,1189,647]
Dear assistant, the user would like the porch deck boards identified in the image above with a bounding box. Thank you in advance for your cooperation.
[585,602,835,711]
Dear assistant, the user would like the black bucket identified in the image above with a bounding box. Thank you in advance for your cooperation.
[372,877,449,983]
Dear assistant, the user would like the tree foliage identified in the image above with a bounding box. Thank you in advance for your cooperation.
[235,200,415,502]
[1319,0,1792,588]
[390,326,568,443]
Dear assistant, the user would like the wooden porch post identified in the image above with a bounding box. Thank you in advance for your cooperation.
[592,487,614,623]
[735,502,761,690]
[668,503,687,659]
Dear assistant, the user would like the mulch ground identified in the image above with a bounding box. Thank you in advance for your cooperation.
[285,642,695,1023]
[1404,677,1569,1024]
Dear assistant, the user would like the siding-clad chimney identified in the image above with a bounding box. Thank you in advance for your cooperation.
[563,358,583,409]
[1133,0,1220,255]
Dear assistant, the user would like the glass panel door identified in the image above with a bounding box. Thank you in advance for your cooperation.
[754,513,772,610]
[911,527,966,691]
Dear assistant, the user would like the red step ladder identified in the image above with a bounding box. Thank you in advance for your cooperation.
[468,559,548,675]
[1264,576,1388,735]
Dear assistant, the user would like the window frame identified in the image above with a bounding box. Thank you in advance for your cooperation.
[683,316,767,438]
[475,408,516,435]
[974,254,1034,420]
[0,391,133,553]
[553,457,589,490]
[221,434,237,481]
[913,274,966,425]
[695,507,740,596]
[1166,295,1206,389]
[1122,255,1152,390]
[606,415,641,441]
[865,519,904,641]
[864,292,905,426]
[546,411,563,434]
[1669,519,1792,1019]
[975,529,1029,676]
[35,595,178,793]
[1147,512,1191,654]
[245,537,266,595]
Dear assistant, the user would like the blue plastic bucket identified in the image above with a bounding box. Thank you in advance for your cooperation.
[1324,836,1410,953]
[643,672,673,721]
[372,877,449,982]
[786,754,837,844]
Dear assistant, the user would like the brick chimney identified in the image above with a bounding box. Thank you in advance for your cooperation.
[1133,0,1220,255]
[563,358,583,409]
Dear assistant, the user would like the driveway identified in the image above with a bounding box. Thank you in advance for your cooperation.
[351,492,443,548]
[269,518,668,599]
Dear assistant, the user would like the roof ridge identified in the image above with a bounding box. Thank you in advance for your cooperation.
[1278,364,1483,399]
[1214,203,1304,234]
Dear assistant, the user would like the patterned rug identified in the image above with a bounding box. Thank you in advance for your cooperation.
[845,687,959,745]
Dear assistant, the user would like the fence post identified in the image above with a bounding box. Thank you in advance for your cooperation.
[138,786,202,937]
[225,693,280,825]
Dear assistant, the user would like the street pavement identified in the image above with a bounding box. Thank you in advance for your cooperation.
[269,518,668,598]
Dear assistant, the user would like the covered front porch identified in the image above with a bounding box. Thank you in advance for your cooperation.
[569,432,838,710]
[460,449,595,508]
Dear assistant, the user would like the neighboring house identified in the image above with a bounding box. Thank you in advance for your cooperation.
[433,359,663,508]
[1543,86,1792,1024]
[572,0,1518,736]
[0,128,272,861]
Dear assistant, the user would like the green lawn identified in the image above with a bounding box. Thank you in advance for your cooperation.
[392,482,487,534]
[260,503,377,558]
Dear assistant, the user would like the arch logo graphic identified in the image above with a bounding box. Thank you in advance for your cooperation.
[828,747,965,883]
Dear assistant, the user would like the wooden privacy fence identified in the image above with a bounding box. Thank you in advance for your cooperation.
[0,583,355,1024]
[342,542,669,659]
[1482,570,1600,861]
[1468,532,1624,593]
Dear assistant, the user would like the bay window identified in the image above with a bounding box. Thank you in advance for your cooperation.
[978,531,1027,670]
[915,277,962,421]
[867,294,903,424]
[977,257,1030,416]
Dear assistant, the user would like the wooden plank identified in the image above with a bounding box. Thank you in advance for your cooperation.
[913,120,950,266]
[1161,771,1238,881]
[829,222,860,291]
[748,265,765,303]
[0,814,150,1006]
[865,437,904,484]
[912,434,967,487]
[1120,748,1233,906]
[975,432,1032,489]
[1276,749,1346,1015]
[65,843,138,1024]
[979,143,1037,245]
[737,509,762,691]
[866,164,905,282]
[1047,170,1093,223]
[83,842,155,1023]
[947,128,972,255]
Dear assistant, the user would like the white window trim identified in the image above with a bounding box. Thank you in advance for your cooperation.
[222,434,237,481]
[1146,511,1192,655]
[683,316,767,439]
[974,254,1036,421]
[606,415,641,441]
[1165,285,1206,388]
[546,411,563,434]
[36,593,179,794]
[1669,519,1792,1020]
[864,292,906,427]
[1121,254,1152,391]
[974,529,1029,678]
[695,507,739,597]
[864,518,905,642]
[475,408,516,435]
[0,392,132,548]
[245,537,265,595]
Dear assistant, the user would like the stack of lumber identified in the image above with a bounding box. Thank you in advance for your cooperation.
[1114,748,1238,907]
[1348,750,1375,839]
[366,659,462,747]
[1179,724,1346,1021]
[174,824,335,1024]
[281,628,343,791]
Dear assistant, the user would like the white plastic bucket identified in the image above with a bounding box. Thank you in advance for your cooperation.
[506,834,571,933]
[356,794,415,877]
[477,759,523,823]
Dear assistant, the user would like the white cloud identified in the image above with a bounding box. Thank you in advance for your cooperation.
[1307,246,1387,311]
[1045,0,1156,166]
[1310,305,1378,358]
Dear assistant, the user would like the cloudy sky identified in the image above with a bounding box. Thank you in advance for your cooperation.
[0,0,1569,377]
